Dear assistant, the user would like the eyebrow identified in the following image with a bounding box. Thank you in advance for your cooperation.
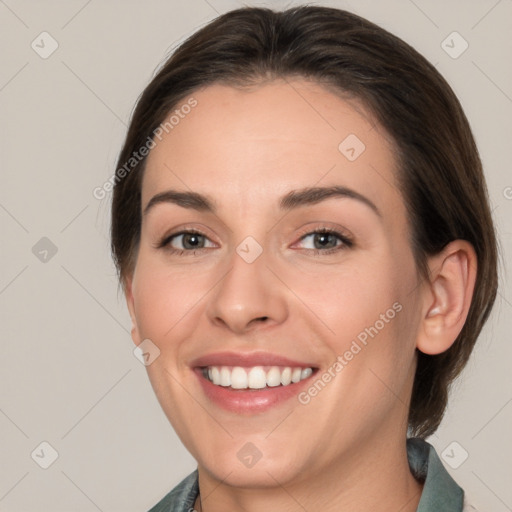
[143,185,381,217]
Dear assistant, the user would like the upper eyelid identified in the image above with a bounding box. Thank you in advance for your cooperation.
[159,229,214,247]
[294,229,353,249]
[296,224,352,239]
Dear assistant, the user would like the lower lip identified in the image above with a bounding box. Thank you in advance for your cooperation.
[194,368,314,413]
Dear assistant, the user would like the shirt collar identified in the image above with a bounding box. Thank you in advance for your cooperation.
[407,437,464,511]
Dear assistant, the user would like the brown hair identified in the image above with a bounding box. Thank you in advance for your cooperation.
[111,6,498,437]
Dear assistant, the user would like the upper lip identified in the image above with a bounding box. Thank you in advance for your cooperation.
[190,351,317,369]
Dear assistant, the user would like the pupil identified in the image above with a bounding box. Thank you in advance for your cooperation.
[184,234,202,249]
[316,233,335,249]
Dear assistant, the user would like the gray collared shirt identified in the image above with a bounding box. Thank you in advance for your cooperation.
[148,438,475,511]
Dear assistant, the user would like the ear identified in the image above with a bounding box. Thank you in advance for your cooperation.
[416,240,477,355]
[124,275,142,347]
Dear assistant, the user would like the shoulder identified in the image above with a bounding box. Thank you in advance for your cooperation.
[147,470,199,512]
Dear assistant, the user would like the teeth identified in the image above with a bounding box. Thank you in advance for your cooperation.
[266,367,282,387]
[220,367,231,387]
[301,368,313,379]
[211,367,220,385]
[281,367,292,386]
[204,365,314,389]
[248,367,267,389]
[230,367,247,389]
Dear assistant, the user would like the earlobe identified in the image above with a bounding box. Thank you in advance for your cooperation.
[124,276,142,347]
[416,240,477,355]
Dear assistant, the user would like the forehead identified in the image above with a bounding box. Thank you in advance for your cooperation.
[141,79,402,216]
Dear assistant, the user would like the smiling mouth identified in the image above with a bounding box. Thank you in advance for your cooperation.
[201,365,315,390]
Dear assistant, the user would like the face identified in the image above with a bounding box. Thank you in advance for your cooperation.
[126,79,424,488]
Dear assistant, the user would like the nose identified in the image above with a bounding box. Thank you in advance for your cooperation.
[205,246,289,335]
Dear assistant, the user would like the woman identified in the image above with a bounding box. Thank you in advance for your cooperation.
[111,6,498,511]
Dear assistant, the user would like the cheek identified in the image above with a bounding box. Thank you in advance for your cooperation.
[303,266,417,436]
[299,246,418,383]
[292,257,403,345]
[131,254,205,346]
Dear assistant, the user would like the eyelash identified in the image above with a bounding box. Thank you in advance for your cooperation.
[156,226,354,257]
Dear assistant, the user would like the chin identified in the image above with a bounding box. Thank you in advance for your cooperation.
[201,456,302,489]
[195,440,310,489]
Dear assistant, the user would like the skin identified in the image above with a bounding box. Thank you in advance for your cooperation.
[124,79,477,511]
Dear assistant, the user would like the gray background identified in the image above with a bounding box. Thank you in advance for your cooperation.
[1,0,511,510]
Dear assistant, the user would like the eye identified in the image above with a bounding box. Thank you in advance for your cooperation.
[295,227,353,254]
[156,229,215,255]
[155,226,353,257]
